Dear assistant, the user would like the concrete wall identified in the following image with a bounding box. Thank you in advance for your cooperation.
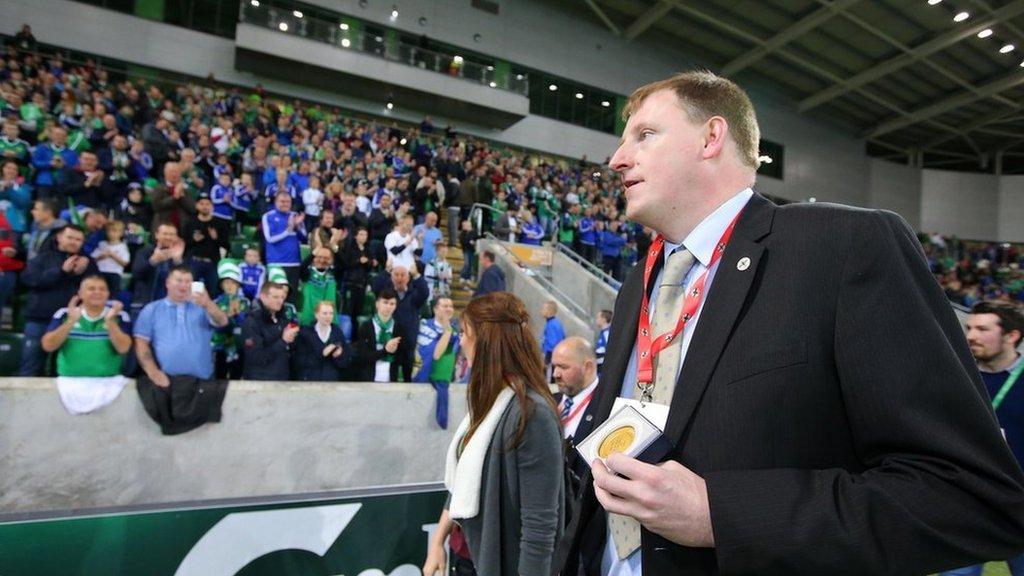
[550,251,618,323]
[921,170,1000,240]
[479,239,594,343]
[868,157,923,230]
[998,175,1024,243]
[0,379,467,513]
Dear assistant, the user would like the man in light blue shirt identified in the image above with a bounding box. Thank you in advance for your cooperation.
[413,211,444,264]
[133,264,229,385]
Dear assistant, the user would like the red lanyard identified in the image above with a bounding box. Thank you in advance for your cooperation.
[635,213,742,398]
[560,390,594,426]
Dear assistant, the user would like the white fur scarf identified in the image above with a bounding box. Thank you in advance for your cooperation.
[444,388,515,519]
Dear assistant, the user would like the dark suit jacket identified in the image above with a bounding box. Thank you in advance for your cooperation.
[474,264,506,298]
[568,194,1024,575]
[295,324,351,381]
[354,319,402,382]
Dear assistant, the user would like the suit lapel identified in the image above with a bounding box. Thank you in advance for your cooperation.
[663,195,775,448]
[581,264,646,440]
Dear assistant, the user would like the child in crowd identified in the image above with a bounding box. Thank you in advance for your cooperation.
[240,247,266,301]
[212,258,251,379]
[424,242,452,301]
[91,219,130,294]
[210,171,235,223]
[302,175,324,234]
[231,173,257,232]
[356,288,400,382]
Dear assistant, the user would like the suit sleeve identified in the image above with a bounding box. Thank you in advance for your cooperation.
[705,210,1024,575]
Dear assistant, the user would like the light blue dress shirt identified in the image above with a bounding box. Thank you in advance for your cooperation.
[133,297,218,379]
[601,188,753,576]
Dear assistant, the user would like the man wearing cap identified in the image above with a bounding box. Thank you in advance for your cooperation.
[264,265,298,322]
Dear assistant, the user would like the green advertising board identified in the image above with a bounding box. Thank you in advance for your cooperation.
[0,487,447,576]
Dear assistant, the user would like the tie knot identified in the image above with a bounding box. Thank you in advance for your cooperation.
[662,248,695,286]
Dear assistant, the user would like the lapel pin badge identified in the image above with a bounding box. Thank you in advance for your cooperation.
[737,256,751,271]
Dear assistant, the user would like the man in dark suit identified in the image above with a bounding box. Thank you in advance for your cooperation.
[371,265,429,382]
[566,71,1024,575]
[473,250,505,298]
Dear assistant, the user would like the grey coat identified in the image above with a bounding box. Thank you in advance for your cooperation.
[456,389,565,576]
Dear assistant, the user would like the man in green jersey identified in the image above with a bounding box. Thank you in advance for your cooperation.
[41,274,132,414]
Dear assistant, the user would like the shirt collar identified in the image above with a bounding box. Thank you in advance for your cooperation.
[569,377,600,404]
[665,188,754,269]
[980,352,1024,374]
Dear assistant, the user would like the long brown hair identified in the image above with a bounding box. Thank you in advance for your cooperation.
[462,292,559,449]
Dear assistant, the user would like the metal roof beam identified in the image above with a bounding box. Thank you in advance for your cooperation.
[624,1,674,42]
[921,99,1024,149]
[826,1,1018,107]
[583,0,621,36]
[799,0,1024,112]
[866,70,1024,138]
[721,0,862,76]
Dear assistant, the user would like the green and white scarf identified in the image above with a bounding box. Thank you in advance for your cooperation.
[373,314,395,362]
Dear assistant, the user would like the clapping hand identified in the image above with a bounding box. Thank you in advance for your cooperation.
[104,300,124,327]
[71,256,89,275]
[385,336,401,354]
[65,295,83,324]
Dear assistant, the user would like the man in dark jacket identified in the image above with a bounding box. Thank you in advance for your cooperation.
[241,282,296,380]
[59,150,109,209]
[371,265,429,382]
[18,224,98,376]
[473,250,505,298]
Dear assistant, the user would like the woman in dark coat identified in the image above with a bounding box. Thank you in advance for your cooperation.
[294,301,350,381]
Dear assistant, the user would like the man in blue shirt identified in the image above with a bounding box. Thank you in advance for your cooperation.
[541,300,566,379]
[133,265,229,386]
[946,301,1024,575]
[31,126,79,199]
[413,211,444,263]
[594,309,612,374]
[262,190,306,299]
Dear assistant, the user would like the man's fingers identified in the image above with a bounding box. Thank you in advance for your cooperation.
[605,452,662,484]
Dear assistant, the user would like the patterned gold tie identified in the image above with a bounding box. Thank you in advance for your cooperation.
[609,247,695,560]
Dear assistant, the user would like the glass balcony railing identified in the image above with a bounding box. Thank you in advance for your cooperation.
[238,1,529,96]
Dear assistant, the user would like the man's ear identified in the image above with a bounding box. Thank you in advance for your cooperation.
[701,116,729,160]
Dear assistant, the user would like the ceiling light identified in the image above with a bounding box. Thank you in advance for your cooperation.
[486,66,494,71]
[250,0,259,6]
[516,74,524,80]
[927,0,942,4]
[339,23,349,30]
[978,28,993,38]
[341,38,351,48]
[808,197,817,203]
[1002,44,1017,53]
[575,92,584,99]
[549,84,557,91]
[759,155,773,164]
[601,100,611,107]
[390,6,399,20]
[386,102,394,110]
[954,11,970,22]
[400,138,407,145]
[375,36,383,42]
[292,10,303,18]
[453,55,463,63]
[1019,59,1024,67]
[278,22,289,31]
[489,81,497,88]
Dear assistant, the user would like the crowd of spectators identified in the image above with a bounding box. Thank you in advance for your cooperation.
[922,233,1024,307]
[0,31,634,392]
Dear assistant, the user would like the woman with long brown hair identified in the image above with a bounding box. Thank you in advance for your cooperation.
[423,291,565,576]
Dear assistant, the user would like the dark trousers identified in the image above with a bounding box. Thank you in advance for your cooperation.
[215,350,243,380]
[450,552,477,575]
[390,348,414,382]
[18,320,50,377]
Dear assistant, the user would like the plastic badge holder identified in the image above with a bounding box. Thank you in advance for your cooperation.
[575,404,673,470]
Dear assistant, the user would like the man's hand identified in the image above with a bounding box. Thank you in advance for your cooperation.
[71,255,89,275]
[168,241,185,261]
[385,336,401,354]
[283,325,299,343]
[1,247,15,258]
[190,286,211,308]
[61,256,78,273]
[592,453,715,548]
[149,369,171,388]
[104,300,124,326]
[208,226,218,241]
[65,295,83,324]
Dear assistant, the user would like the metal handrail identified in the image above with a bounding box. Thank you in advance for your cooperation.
[553,242,622,290]
[482,233,590,320]
[469,203,505,237]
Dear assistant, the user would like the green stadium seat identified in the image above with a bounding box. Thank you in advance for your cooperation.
[241,225,257,240]
[11,293,27,332]
[231,239,254,259]
[300,244,311,263]
[0,332,24,376]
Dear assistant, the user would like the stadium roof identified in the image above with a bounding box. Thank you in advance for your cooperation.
[560,0,1024,172]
